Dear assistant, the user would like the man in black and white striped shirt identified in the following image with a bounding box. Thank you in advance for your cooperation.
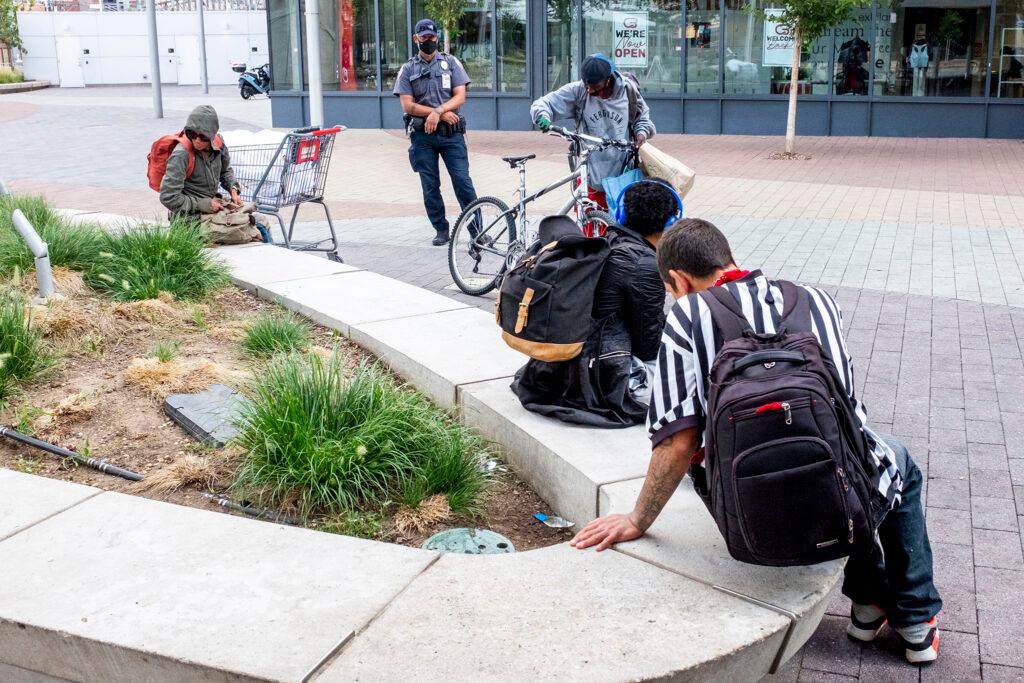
[572,219,942,665]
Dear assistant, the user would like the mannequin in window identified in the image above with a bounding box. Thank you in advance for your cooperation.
[837,36,871,95]
[909,36,929,96]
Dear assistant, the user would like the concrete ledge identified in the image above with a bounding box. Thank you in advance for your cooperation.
[257,270,468,336]
[600,477,843,667]
[461,378,651,527]
[349,307,527,410]
[0,80,49,94]
[317,544,790,682]
[0,469,99,541]
[211,244,360,290]
[0,492,436,682]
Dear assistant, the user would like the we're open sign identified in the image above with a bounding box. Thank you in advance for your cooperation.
[612,12,649,68]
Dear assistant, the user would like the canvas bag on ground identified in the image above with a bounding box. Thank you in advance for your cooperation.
[637,143,696,199]
[693,282,883,567]
[200,201,262,245]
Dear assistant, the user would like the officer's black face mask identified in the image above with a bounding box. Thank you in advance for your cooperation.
[418,38,438,55]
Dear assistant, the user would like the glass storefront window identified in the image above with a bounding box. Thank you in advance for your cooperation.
[833,8,872,95]
[876,2,989,97]
[302,0,376,91]
[686,0,721,93]
[547,0,580,89]
[992,0,1024,97]
[582,0,682,94]
[722,0,828,95]
[456,0,496,90]
[413,0,494,90]
[379,0,410,91]
[497,0,528,91]
[269,0,302,90]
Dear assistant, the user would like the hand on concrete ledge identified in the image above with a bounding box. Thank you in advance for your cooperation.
[570,513,644,551]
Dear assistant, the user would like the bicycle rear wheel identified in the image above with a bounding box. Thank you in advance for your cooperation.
[448,196,518,296]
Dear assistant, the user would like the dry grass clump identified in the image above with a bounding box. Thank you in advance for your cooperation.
[54,392,97,422]
[134,455,219,494]
[124,356,234,397]
[392,494,452,536]
[112,293,182,324]
[30,299,100,341]
[208,319,250,342]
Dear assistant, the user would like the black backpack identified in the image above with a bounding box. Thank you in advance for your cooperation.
[692,282,883,567]
[497,220,611,362]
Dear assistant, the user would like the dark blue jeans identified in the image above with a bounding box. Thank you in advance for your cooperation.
[408,130,478,234]
[842,434,942,628]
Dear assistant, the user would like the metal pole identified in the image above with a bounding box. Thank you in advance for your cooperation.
[304,0,324,127]
[11,209,56,301]
[198,0,209,94]
[147,0,164,118]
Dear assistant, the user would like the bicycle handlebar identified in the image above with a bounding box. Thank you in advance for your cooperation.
[546,125,633,151]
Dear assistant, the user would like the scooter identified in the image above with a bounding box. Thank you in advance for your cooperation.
[233,62,271,99]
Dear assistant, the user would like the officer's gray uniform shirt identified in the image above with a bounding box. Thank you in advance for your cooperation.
[393,54,471,111]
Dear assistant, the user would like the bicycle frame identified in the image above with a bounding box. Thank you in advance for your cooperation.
[467,130,623,261]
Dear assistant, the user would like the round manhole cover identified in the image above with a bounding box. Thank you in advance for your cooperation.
[422,528,515,554]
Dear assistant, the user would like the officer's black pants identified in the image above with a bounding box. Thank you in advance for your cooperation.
[408,130,478,234]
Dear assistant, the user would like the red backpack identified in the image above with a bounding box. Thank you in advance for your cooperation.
[146,132,222,191]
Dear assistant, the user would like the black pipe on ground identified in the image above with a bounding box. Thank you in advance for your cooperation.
[200,492,300,526]
[0,426,145,482]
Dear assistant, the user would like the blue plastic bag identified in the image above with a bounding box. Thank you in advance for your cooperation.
[602,168,644,215]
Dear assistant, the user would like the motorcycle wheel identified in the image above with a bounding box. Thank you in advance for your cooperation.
[240,83,256,100]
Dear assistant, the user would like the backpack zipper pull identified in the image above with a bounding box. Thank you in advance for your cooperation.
[848,518,855,544]
[781,402,792,425]
[837,467,850,491]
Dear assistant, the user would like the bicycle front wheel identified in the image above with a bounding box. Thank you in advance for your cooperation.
[448,196,518,296]
[581,210,615,238]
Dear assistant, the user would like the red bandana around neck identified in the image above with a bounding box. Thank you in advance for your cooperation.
[713,269,751,287]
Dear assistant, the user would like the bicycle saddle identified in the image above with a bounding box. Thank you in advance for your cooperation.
[502,154,536,167]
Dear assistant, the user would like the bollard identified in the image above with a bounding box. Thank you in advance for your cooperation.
[11,209,57,301]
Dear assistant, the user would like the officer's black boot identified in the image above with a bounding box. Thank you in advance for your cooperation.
[432,229,449,246]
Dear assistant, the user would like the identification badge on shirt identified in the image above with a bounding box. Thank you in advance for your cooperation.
[442,73,451,89]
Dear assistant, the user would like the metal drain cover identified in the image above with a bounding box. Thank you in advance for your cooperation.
[422,528,515,554]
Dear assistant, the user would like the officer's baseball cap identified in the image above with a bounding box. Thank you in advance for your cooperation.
[415,19,438,37]
[580,53,614,84]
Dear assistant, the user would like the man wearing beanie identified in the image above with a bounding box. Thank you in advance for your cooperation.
[530,54,656,209]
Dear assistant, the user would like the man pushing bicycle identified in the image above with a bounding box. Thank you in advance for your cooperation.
[530,53,656,210]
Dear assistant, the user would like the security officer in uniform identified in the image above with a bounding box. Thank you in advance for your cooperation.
[394,19,478,246]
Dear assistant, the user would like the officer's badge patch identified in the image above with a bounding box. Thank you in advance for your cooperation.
[441,61,449,71]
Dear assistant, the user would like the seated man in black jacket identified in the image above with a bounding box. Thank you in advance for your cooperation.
[510,180,681,427]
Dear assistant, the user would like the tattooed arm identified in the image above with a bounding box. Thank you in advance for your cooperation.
[570,428,698,551]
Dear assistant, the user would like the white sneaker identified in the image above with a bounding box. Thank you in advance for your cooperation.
[847,603,887,642]
[896,617,940,664]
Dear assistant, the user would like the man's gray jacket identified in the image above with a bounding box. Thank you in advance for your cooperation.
[530,72,656,189]
[159,105,239,217]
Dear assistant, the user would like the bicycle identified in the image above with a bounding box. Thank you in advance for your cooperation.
[447,125,633,296]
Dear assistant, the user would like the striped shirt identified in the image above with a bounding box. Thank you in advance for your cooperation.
[647,271,903,509]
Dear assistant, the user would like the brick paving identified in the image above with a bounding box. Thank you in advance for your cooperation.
[2,85,1023,681]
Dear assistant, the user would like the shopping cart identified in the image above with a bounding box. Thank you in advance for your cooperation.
[230,125,345,261]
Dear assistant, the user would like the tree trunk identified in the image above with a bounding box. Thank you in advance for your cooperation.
[444,23,451,54]
[785,25,801,155]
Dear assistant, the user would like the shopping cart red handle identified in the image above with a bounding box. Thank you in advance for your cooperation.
[309,127,344,136]
[291,125,345,136]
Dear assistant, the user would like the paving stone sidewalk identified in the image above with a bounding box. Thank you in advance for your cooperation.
[1,85,1022,681]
